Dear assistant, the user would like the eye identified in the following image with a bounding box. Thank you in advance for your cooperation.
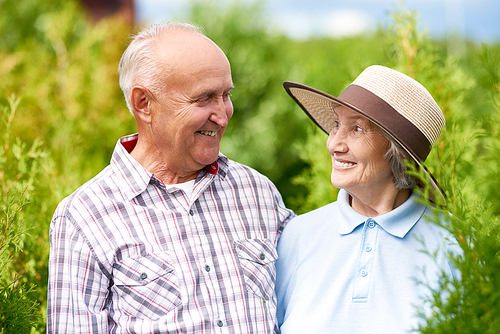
[355,125,363,132]
[222,91,232,101]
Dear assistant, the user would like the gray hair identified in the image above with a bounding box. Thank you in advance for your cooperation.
[118,21,205,115]
[383,131,423,190]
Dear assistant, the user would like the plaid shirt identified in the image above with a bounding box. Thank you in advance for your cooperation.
[47,134,295,334]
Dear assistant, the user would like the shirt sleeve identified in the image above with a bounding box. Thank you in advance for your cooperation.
[270,181,296,237]
[47,212,110,333]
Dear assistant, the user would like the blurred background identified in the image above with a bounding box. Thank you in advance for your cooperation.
[1,0,499,332]
[137,0,500,42]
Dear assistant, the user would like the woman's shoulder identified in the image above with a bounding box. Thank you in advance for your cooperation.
[296,200,338,218]
[284,201,340,235]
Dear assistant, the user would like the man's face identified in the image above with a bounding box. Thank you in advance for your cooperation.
[148,32,234,178]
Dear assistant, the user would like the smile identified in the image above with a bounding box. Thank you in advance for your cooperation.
[334,160,355,167]
[199,130,217,137]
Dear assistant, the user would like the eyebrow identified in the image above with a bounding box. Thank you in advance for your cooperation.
[195,84,234,99]
[333,111,374,128]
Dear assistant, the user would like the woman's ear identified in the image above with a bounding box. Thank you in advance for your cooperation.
[130,86,153,124]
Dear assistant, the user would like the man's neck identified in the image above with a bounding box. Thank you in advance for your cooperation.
[129,137,200,185]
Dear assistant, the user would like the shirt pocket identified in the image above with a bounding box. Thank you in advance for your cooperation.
[234,238,278,301]
[112,252,182,320]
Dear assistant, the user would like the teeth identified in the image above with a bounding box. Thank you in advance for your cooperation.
[335,160,355,167]
[200,130,217,137]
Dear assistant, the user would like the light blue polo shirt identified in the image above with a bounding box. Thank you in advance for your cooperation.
[276,189,460,334]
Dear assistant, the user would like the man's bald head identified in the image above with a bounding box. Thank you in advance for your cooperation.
[118,22,226,116]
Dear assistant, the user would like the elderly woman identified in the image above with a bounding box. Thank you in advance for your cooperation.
[276,65,459,333]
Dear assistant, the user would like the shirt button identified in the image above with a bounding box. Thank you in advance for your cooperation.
[140,272,147,280]
[189,209,194,216]
[259,253,266,261]
[217,320,223,327]
[367,220,375,228]
[205,265,211,272]
[360,269,368,277]
[365,245,372,252]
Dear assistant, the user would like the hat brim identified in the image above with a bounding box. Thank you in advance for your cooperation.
[283,81,445,200]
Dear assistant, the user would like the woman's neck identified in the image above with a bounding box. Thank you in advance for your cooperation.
[348,187,411,217]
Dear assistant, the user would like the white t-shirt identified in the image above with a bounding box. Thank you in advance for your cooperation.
[165,179,195,201]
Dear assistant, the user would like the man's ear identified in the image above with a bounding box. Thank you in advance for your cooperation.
[130,86,153,124]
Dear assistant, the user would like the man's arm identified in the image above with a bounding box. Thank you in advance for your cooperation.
[47,213,110,333]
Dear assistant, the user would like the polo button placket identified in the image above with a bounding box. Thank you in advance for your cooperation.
[352,218,380,302]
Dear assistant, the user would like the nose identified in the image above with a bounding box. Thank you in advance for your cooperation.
[327,125,348,154]
[209,97,232,128]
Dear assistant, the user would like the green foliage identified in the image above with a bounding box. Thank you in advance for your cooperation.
[288,125,338,214]
[0,96,43,332]
[1,0,136,332]
[0,281,39,334]
[1,0,499,332]
[0,0,136,191]
[413,45,500,334]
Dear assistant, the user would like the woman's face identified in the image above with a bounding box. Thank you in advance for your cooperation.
[327,106,393,197]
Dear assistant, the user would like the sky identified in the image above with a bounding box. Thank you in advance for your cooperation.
[135,0,500,44]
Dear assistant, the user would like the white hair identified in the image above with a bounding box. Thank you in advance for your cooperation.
[383,132,422,190]
[118,21,205,115]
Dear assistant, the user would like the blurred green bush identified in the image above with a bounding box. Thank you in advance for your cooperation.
[0,0,499,332]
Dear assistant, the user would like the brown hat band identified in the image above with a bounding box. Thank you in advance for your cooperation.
[338,84,432,162]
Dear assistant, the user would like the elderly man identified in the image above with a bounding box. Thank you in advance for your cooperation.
[47,22,294,333]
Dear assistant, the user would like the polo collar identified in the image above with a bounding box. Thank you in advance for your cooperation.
[337,189,427,238]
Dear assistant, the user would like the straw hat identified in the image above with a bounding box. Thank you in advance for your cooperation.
[283,65,445,197]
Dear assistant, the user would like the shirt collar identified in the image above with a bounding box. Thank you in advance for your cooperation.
[336,188,427,238]
[111,134,229,202]
[111,134,152,202]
